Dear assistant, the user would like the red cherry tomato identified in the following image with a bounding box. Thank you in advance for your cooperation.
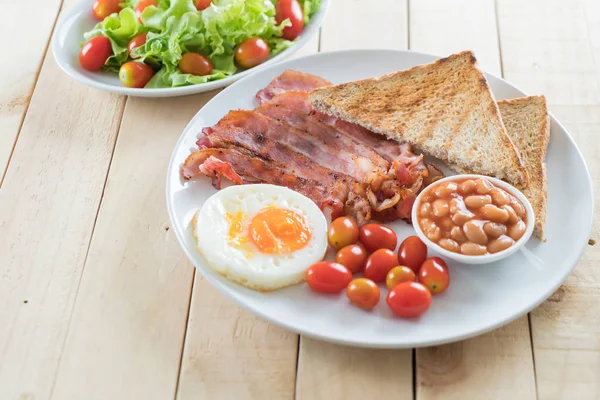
[327,216,359,250]
[135,0,158,22]
[397,235,428,273]
[128,33,148,57]
[234,38,270,69]
[79,36,112,72]
[335,244,368,274]
[385,266,416,289]
[364,249,397,283]
[275,0,304,40]
[418,257,450,295]
[358,223,397,253]
[346,278,380,310]
[306,262,352,294]
[92,0,121,20]
[179,53,214,76]
[195,0,212,11]
[118,62,155,88]
[387,282,432,318]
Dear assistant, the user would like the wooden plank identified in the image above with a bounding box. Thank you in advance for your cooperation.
[50,94,210,399]
[410,1,537,399]
[497,0,600,398]
[0,25,126,400]
[0,0,63,183]
[295,2,413,399]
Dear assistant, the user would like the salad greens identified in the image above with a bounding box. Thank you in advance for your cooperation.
[83,0,321,88]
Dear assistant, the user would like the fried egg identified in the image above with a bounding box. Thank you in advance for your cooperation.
[192,184,327,291]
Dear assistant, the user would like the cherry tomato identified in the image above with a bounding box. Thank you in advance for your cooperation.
[93,0,121,20]
[386,266,416,289]
[128,33,148,57]
[335,244,368,274]
[118,62,155,88]
[306,262,352,294]
[195,0,212,11]
[397,235,428,273]
[234,38,270,69]
[364,248,397,283]
[358,223,397,253]
[387,282,432,318]
[346,278,380,310]
[275,0,304,40]
[79,36,112,72]
[179,53,214,76]
[327,216,359,250]
[418,257,450,295]
[135,0,158,22]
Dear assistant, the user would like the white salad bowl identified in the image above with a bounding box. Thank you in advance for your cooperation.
[412,174,535,265]
[51,0,329,97]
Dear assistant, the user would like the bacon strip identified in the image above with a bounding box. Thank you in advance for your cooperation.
[256,70,331,104]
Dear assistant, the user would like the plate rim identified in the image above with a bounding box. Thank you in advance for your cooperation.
[166,48,595,348]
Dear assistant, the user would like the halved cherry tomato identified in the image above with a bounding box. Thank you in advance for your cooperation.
[386,266,416,289]
[387,282,432,318]
[234,38,270,69]
[92,0,121,20]
[275,0,304,40]
[128,33,148,57]
[79,36,112,72]
[118,62,155,88]
[179,53,214,76]
[135,0,158,22]
[346,278,380,310]
[364,248,397,283]
[358,223,397,253]
[335,244,368,274]
[195,0,212,11]
[306,262,352,294]
[397,235,428,273]
[418,257,450,295]
[327,216,359,250]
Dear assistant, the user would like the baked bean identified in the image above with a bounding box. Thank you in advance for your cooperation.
[439,238,460,252]
[420,218,434,231]
[451,226,467,243]
[461,242,487,255]
[475,178,494,194]
[507,220,526,241]
[483,222,507,238]
[487,235,515,254]
[464,194,492,209]
[489,187,511,206]
[432,199,450,218]
[458,179,476,195]
[480,204,510,223]
[419,202,431,218]
[425,224,442,242]
[510,197,526,218]
[502,205,519,224]
[439,217,454,231]
[463,220,488,245]
[449,198,463,214]
[452,210,474,226]
[434,182,458,197]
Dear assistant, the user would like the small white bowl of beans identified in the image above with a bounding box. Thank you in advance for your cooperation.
[412,174,534,265]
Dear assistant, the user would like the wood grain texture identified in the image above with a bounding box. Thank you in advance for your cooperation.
[498,0,600,398]
[0,34,125,400]
[50,95,208,400]
[0,0,63,183]
[410,1,536,398]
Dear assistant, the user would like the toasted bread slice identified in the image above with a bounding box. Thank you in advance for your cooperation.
[309,51,528,188]
[498,96,550,240]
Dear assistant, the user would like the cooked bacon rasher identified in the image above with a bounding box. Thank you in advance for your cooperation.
[181,70,444,223]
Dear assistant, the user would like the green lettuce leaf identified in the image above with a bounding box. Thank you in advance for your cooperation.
[301,0,321,24]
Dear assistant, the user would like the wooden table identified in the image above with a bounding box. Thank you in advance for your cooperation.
[2,0,599,398]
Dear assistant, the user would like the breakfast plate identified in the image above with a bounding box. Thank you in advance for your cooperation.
[52,0,329,97]
[167,49,593,348]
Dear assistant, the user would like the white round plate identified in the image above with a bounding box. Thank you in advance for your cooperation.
[51,0,329,98]
[167,49,594,348]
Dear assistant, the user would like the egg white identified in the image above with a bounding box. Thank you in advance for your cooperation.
[192,184,328,291]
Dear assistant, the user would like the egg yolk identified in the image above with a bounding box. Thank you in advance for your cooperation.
[248,208,311,254]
